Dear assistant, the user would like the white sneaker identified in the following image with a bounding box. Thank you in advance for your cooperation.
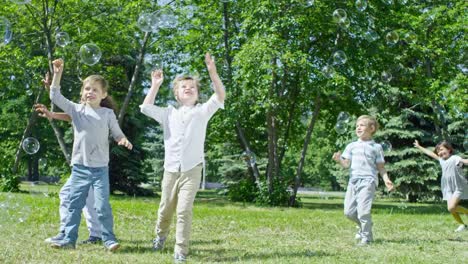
[455,224,467,232]
[354,233,362,240]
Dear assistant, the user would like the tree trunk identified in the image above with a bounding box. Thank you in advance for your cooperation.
[289,94,321,206]
[118,31,151,125]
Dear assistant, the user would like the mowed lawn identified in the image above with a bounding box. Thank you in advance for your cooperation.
[1,183,467,264]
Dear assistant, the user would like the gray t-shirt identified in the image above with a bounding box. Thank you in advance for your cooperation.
[342,139,385,185]
[50,86,125,167]
[439,155,468,200]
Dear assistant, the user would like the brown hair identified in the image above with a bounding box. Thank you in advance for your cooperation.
[172,76,200,103]
[356,115,379,135]
[81,75,118,113]
[434,140,454,155]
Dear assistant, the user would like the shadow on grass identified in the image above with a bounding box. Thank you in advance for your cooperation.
[192,248,332,262]
[301,200,447,215]
[374,237,468,244]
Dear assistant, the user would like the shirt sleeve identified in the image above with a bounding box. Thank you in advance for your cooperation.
[200,94,224,120]
[50,86,78,115]
[108,110,125,142]
[375,144,385,164]
[341,143,352,160]
[139,104,168,124]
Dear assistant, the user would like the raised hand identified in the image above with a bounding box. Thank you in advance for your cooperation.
[204,52,217,73]
[52,59,64,74]
[34,104,52,120]
[151,69,164,88]
[413,140,421,148]
[118,137,133,150]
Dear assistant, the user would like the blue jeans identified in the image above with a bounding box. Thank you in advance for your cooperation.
[62,164,116,245]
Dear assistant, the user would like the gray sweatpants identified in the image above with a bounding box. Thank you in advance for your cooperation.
[344,178,376,242]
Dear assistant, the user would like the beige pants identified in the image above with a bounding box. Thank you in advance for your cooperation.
[155,164,202,256]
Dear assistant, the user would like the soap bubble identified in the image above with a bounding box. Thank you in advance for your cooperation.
[385,31,399,45]
[322,65,336,78]
[332,50,347,65]
[55,32,71,47]
[0,17,12,46]
[381,141,392,152]
[137,12,158,32]
[306,0,314,7]
[364,29,379,42]
[335,121,348,134]
[355,0,368,12]
[404,31,417,44]
[337,111,351,123]
[339,17,351,30]
[156,8,178,29]
[22,137,40,155]
[79,43,102,66]
[381,71,392,83]
[38,157,47,168]
[241,150,257,167]
[332,9,347,24]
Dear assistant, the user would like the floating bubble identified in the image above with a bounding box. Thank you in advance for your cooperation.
[38,157,47,168]
[332,50,347,65]
[399,0,408,4]
[385,31,399,45]
[434,104,446,124]
[22,137,40,155]
[26,89,33,96]
[322,65,335,78]
[383,0,394,4]
[0,17,12,46]
[156,9,178,29]
[79,43,102,66]
[337,111,351,123]
[55,32,70,47]
[241,150,256,167]
[339,17,351,30]
[306,0,314,7]
[355,0,368,12]
[335,121,348,134]
[364,29,379,42]
[381,71,392,83]
[381,141,392,152]
[332,9,347,24]
[137,12,158,33]
[457,64,468,75]
[404,31,417,44]
[9,0,31,3]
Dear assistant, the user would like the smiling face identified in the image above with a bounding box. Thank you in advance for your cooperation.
[435,141,454,160]
[80,75,108,108]
[174,78,199,106]
[355,119,375,140]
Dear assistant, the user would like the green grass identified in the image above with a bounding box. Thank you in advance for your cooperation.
[1,183,467,264]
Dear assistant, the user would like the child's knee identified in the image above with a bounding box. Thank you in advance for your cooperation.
[447,205,457,213]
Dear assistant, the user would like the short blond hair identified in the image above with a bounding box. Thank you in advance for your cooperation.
[357,115,379,135]
[172,76,200,102]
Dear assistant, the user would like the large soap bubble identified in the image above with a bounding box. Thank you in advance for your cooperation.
[385,31,399,45]
[79,43,102,66]
[332,9,347,24]
[137,12,158,33]
[355,0,368,12]
[56,32,71,47]
[333,50,347,65]
[22,137,40,155]
[0,17,12,46]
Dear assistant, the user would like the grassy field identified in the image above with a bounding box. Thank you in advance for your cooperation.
[1,183,467,264]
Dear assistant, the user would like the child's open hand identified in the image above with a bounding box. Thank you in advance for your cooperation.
[34,104,52,120]
[118,137,133,150]
[384,179,394,192]
[52,59,64,74]
[205,52,217,73]
[151,69,164,88]
[413,140,421,148]
[332,151,342,162]
[42,72,51,91]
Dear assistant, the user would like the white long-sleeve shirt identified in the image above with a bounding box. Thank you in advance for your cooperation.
[140,95,224,173]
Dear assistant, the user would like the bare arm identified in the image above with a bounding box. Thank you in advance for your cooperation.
[332,151,350,169]
[377,163,394,191]
[205,53,226,103]
[413,140,439,160]
[142,70,163,105]
[35,104,71,122]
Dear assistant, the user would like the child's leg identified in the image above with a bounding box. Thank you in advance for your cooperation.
[447,196,467,225]
[62,165,94,244]
[57,178,72,233]
[82,185,102,238]
[344,181,360,226]
[155,170,179,239]
[356,179,376,242]
[174,164,203,256]
[91,166,117,244]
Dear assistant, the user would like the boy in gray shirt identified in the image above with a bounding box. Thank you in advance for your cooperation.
[333,115,394,245]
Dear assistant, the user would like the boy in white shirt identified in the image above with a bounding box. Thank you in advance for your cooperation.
[140,53,225,262]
